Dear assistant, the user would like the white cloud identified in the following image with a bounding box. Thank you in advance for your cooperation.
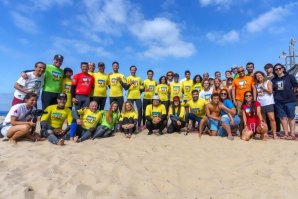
[206,30,239,44]
[130,17,195,58]
[11,11,38,33]
[245,6,288,33]
[199,0,231,6]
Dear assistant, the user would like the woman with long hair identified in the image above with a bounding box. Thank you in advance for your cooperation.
[92,101,119,139]
[199,79,213,102]
[271,63,298,140]
[120,101,138,138]
[241,91,267,141]
[192,75,203,92]
[155,76,169,112]
[167,96,185,133]
[1,92,43,144]
[254,71,277,139]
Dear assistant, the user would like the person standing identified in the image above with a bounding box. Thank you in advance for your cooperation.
[142,70,157,126]
[93,62,109,110]
[71,62,95,109]
[13,62,46,106]
[155,76,169,112]
[41,54,64,110]
[271,63,298,140]
[246,62,255,77]
[108,61,127,112]
[126,65,143,130]
[192,75,203,92]
[182,70,193,103]
[264,63,274,80]
[199,79,213,102]
[169,73,182,103]
[62,67,73,109]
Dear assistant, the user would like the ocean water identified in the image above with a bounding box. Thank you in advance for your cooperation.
[0,111,8,117]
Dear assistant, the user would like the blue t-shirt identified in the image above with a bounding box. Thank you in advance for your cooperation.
[221,99,234,115]
[272,73,298,103]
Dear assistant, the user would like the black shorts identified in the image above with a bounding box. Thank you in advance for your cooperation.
[261,104,274,114]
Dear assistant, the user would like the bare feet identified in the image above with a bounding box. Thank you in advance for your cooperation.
[9,139,17,145]
[57,139,65,146]
[73,136,79,143]
[227,136,234,141]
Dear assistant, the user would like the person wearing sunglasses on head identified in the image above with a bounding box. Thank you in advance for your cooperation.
[271,63,298,140]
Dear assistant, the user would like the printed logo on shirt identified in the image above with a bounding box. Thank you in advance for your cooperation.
[173,86,180,93]
[82,77,90,85]
[152,111,161,117]
[52,112,63,120]
[98,79,105,87]
[257,88,264,96]
[185,86,190,92]
[194,86,201,91]
[149,85,155,92]
[161,86,168,94]
[52,71,62,81]
[86,115,96,124]
[64,84,71,93]
[111,78,117,86]
[238,80,247,89]
[33,80,42,89]
[191,108,200,114]
[277,80,284,90]
[204,94,211,101]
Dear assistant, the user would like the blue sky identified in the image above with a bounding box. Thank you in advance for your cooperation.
[0,0,298,110]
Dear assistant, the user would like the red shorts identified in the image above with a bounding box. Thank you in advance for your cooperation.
[11,97,23,106]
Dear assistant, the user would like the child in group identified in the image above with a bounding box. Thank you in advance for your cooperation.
[241,91,268,141]
[119,101,138,138]
[92,102,119,139]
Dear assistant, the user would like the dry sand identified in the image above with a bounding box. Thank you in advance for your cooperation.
[1,127,298,199]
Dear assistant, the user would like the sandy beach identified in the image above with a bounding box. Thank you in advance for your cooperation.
[0,118,298,199]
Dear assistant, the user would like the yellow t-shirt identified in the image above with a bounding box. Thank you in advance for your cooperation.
[184,98,208,118]
[41,105,73,129]
[155,84,169,102]
[143,79,157,99]
[126,75,142,99]
[108,73,126,97]
[145,104,166,123]
[182,79,193,101]
[119,110,138,121]
[62,77,72,108]
[77,108,102,129]
[168,105,185,121]
[193,83,202,92]
[93,72,109,97]
[169,82,182,102]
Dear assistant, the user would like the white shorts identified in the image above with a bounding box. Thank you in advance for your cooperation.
[1,124,12,137]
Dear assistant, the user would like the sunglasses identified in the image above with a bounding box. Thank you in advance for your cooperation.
[238,70,244,73]
[245,95,252,97]
[274,67,282,71]
[220,93,227,95]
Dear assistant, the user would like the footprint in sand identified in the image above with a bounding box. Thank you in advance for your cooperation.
[24,186,35,199]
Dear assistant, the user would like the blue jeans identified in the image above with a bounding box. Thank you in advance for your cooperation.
[217,115,241,137]
[187,113,202,124]
[48,132,70,144]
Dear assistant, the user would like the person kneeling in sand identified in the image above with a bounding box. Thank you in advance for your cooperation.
[167,96,185,133]
[119,101,138,138]
[241,91,268,141]
[40,93,73,146]
[1,93,43,144]
[92,102,119,139]
[145,95,167,135]
[199,93,234,140]
[72,101,102,142]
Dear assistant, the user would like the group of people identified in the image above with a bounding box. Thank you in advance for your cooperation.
[1,54,297,145]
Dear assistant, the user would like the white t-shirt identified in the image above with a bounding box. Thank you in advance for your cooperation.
[199,88,213,102]
[3,103,35,125]
[14,72,44,100]
[256,80,274,106]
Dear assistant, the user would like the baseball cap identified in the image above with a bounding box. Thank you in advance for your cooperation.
[152,95,160,100]
[98,61,105,66]
[57,93,67,100]
[231,65,238,70]
[173,96,180,102]
[54,54,64,60]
